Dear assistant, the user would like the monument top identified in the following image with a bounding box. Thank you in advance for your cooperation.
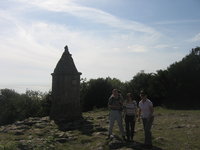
[52,45,81,75]
[64,45,70,54]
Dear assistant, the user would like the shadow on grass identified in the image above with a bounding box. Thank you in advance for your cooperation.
[126,141,162,150]
[106,135,162,150]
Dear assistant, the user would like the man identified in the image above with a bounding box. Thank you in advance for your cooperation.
[107,89,125,140]
[138,90,154,148]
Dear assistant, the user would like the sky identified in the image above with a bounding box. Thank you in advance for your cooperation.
[0,0,200,93]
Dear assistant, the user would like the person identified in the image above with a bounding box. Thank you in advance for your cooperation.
[107,89,125,140]
[123,93,137,142]
[138,90,154,149]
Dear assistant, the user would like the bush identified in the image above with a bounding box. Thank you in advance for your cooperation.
[0,89,50,125]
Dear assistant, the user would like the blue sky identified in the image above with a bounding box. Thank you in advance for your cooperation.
[0,0,200,93]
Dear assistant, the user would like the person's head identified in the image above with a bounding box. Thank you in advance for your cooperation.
[127,93,132,98]
[140,90,147,99]
[112,89,119,97]
[127,93,133,101]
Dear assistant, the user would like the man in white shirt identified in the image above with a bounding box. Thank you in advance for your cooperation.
[138,90,154,148]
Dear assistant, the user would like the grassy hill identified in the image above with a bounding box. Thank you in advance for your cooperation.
[0,107,200,150]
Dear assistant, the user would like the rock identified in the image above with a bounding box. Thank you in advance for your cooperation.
[54,131,67,138]
[81,139,92,144]
[55,137,68,143]
[96,146,104,150]
[18,140,33,150]
[180,114,188,117]
[28,135,33,139]
[13,129,25,135]
[34,123,46,129]
[15,121,25,126]
[48,144,56,149]
[175,125,185,128]
[155,113,163,117]
[135,128,143,132]
[95,127,107,132]
[108,136,125,149]
[91,142,105,150]
[154,137,167,144]
[154,137,165,141]
[92,132,106,136]
[40,117,50,122]
[185,124,199,128]
[68,136,77,141]
[96,116,105,119]
[84,116,94,120]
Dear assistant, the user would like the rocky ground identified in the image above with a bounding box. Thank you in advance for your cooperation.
[0,108,200,150]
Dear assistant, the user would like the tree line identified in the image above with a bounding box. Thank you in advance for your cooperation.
[80,47,200,111]
[0,47,199,125]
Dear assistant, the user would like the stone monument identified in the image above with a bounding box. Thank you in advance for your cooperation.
[50,45,82,122]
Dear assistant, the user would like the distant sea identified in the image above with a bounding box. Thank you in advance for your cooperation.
[0,83,51,94]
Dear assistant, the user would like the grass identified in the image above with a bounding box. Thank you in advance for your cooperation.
[150,107,200,150]
[0,107,200,150]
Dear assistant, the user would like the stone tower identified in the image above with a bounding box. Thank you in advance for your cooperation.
[50,45,82,122]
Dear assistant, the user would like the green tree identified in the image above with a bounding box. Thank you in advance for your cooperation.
[81,78,113,111]
[0,89,49,125]
[163,47,200,108]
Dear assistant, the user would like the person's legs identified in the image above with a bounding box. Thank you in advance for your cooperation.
[145,116,154,145]
[142,116,154,146]
[116,111,125,138]
[125,115,130,140]
[142,118,148,144]
[108,111,116,137]
[130,115,135,140]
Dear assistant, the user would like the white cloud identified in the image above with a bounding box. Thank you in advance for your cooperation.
[191,33,200,42]
[0,15,156,87]
[1,0,193,93]
[17,0,160,36]
[127,45,147,52]
[154,19,200,25]
[154,44,170,49]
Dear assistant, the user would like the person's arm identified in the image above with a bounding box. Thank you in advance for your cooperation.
[138,107,141,122]
[108,98,121,110]
[109,105,121,109]
[149,104,154,117]
[134,101,138,115]
[135,107,138,119]
[108,96,112,109]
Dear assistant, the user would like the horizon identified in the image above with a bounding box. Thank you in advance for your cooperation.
[0,0,200,93]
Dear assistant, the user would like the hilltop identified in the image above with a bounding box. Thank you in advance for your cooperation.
[0,108,200,150]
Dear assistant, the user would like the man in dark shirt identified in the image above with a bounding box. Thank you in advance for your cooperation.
[107,89,125,140]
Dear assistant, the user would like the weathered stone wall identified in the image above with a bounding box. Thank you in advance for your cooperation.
[50,46,82,122]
